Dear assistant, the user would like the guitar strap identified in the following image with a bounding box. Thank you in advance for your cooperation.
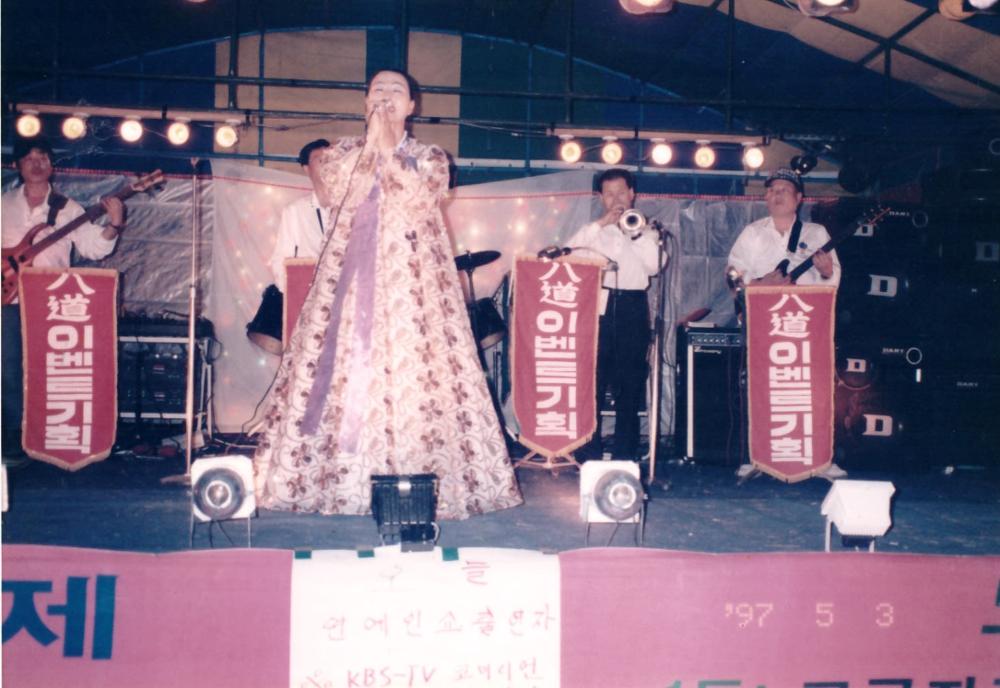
[46,191,68,227]
[786,217,803,255]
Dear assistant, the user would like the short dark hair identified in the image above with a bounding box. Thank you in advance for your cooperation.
[13,136,54,163]
[595,168,635,193]
[297,139,330,166]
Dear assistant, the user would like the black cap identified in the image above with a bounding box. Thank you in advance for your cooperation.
[765,167,804,194]
[12,136,54,163]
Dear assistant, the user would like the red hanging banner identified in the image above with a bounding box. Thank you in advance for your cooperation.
[511,257,601,458]
[19,267,119,470]
[745,285,836,482]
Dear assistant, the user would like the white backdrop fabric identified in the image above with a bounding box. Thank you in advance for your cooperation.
[5,164,788,440]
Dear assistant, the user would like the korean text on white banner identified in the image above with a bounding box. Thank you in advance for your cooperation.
[289,547,560,688]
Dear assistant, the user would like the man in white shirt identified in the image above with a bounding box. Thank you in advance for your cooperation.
[269,138,333,292]
[2,137,123,458]
[565,169,664,461]
[727,167,846,480]
[727,168,840,287]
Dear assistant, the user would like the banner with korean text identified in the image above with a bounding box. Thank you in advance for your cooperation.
[19,268,118,471]
[511,257,601,457]
[290,547,560,688]
[745,285,836,482]
[282,258,317,344]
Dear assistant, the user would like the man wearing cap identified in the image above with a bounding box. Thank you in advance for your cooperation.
[727,167,845,480]
[1,137,124,459]
[269,138,334,293]
[727,167,840,287]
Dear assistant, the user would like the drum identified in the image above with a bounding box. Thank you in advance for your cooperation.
[468,297,506,349]
[246,284,283,355]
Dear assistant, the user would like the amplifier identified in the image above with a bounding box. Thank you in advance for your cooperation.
[675,326,745,465]
[117,336,210,423]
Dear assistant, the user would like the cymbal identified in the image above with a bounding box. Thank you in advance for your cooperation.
[454,250,501,272]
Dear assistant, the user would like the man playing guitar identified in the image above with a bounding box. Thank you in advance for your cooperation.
[725,167,846,481]
[727,167,840,287]
[1,136,124,459]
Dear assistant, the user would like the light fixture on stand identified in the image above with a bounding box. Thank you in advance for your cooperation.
[61,114,88,140]
[580,461,645,545]
[821,480,895,552]
[559,135,583,164]
[15,111,42,138]
[371,474,440,551]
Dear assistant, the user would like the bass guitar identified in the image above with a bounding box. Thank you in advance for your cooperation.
[2,170,164,305]
[775,206,894,283]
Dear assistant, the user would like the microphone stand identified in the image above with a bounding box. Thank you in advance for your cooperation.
[646,222,671,486]
[163,158,202,486]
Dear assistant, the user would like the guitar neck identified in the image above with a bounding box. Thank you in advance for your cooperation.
[23,187,138,262]
[787,234,838,283]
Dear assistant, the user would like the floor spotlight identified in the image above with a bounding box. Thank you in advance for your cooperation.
[61,115,88,140]
[797,0,857,16]
[650,139,673,166]
[191,455,256,523]
[821,480,895,552]
[694,141,716,169]
[742,144,765,170]
[559,136,583,164]
[215,122,240,149]
[119,118,144,143]
[167,119,191,146]
[371,474,439,551]
[620,0,675,14]
[600,137,624,165]
[16,111,42,138]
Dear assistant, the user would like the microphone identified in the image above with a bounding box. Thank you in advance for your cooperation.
[537,246,572,260]
[649,219,672,236]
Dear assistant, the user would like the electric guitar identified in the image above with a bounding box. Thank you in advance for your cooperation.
[1,170,164,305]
[775,206,894,283]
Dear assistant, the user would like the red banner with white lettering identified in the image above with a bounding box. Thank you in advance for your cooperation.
[19,268,118,471]
[282,258,317,344]
[745,285,836,482]
[511,257,601,458]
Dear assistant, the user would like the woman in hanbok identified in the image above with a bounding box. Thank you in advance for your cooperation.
[253,69,523,519]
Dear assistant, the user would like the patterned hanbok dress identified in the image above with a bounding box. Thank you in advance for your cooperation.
[253,135,523,519]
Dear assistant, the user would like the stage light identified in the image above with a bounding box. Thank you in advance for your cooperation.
[191,455,256,522]
[371,474,439,551]
[167,119,191,146]
[559,136,583,164]
[215,122,240,149]
[119,118,144,143]
[791,153,818,175]
[600,137,624,165]
[580,461,644,524]
[649,139,673,166]
[620,0,675,14]
[797,0,857,16]
[742,144,765,170]
[694,141,716,169]
[940,0,998,18]
[61,115,88,140]
[821,480,895,552]
[16,111,42,138]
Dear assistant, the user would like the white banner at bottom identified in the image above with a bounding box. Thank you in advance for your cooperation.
[290,546,560,688]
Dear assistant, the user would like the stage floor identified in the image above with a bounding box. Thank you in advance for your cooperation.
[3,435,998,556]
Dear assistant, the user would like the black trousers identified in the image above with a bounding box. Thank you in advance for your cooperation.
[595,289,650,458]
[2,304,24,454]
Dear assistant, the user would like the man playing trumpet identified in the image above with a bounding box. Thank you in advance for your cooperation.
[565,168,665,462]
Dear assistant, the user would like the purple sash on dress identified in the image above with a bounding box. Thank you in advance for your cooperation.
[300,181,379,443]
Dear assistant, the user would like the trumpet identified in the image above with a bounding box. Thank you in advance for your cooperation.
[618,208,646,239]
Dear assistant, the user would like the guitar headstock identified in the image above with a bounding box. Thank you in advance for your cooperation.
[859,205,892,226]
[130,170,165,194]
